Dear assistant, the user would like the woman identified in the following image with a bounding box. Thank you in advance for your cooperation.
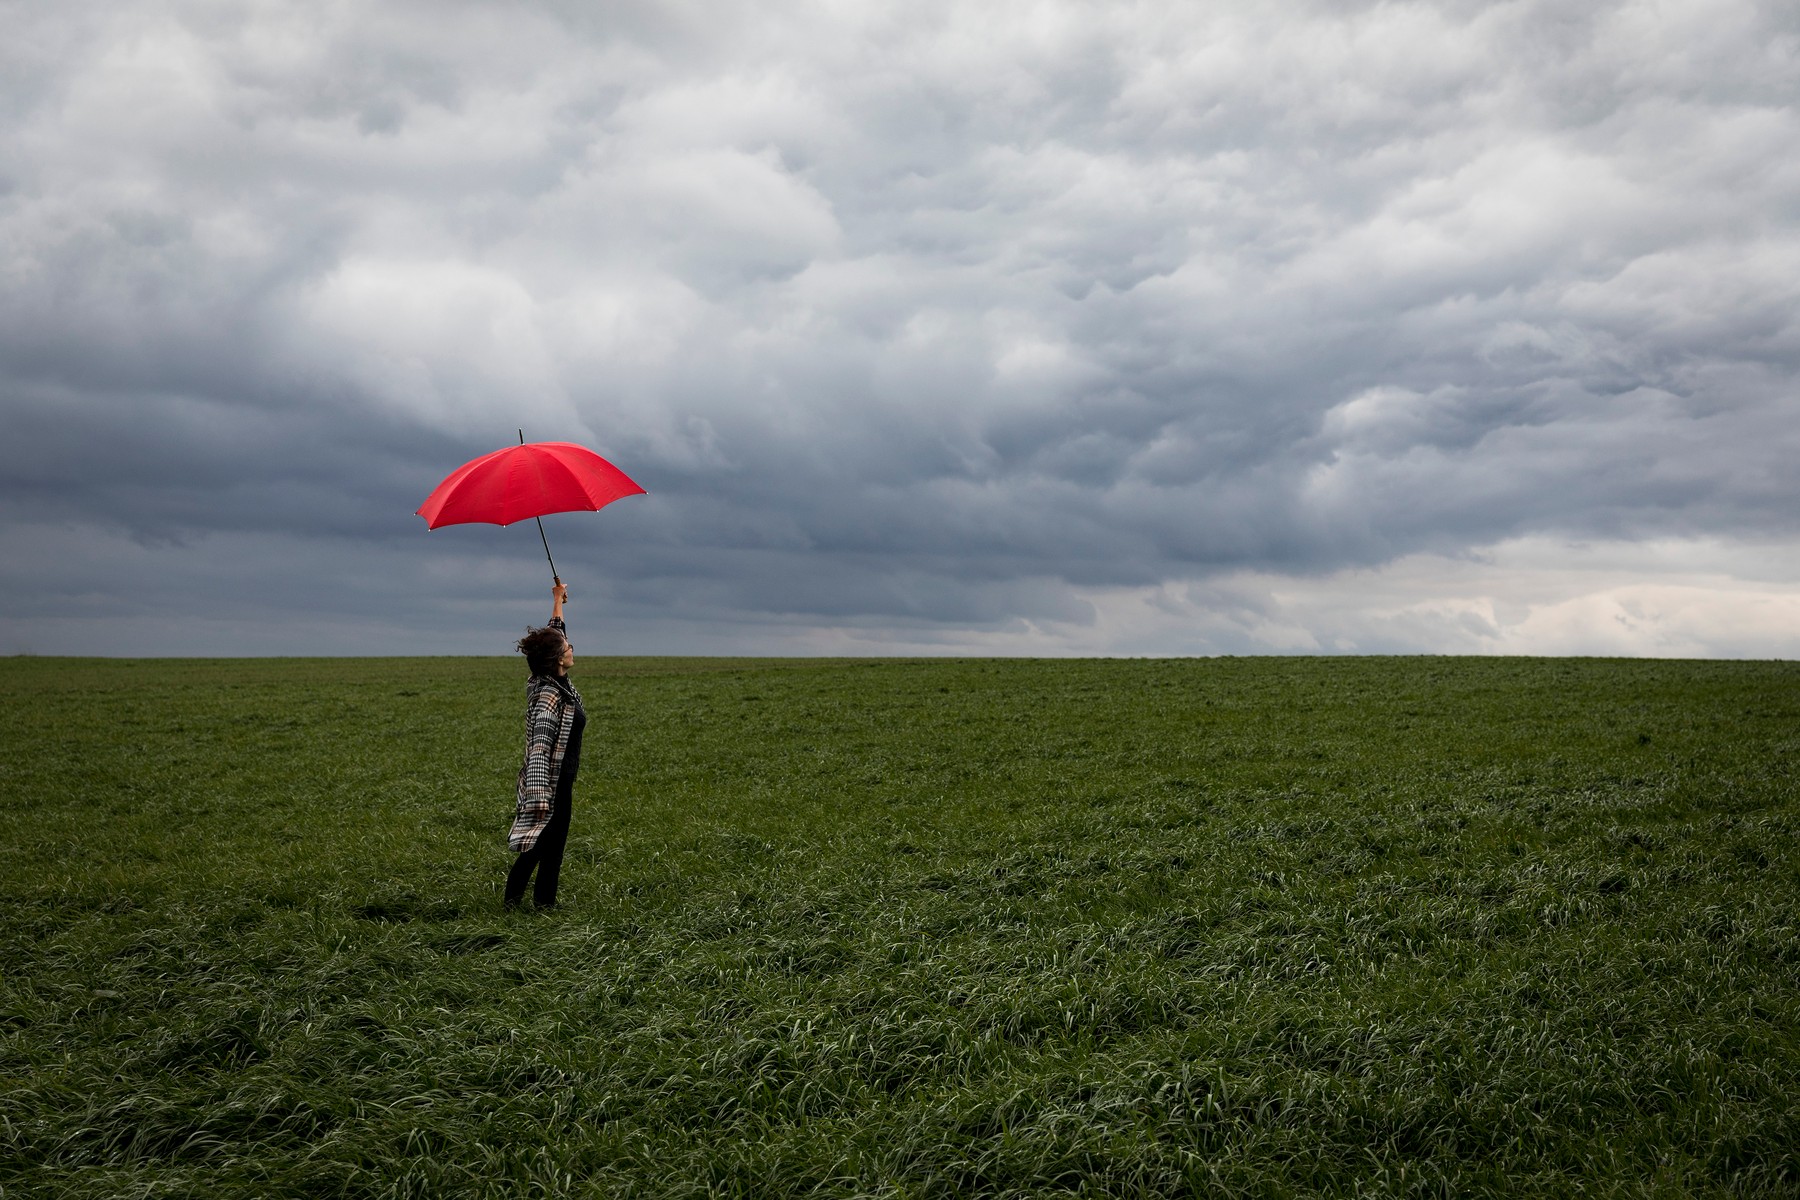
[505,580,586,910]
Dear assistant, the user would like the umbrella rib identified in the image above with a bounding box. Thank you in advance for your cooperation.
[547,446,612,510]
[533,446,609,514]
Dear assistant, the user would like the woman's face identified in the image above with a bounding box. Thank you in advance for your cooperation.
[559,637,575,674]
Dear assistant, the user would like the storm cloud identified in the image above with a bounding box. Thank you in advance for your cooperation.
[3,0,1798,655]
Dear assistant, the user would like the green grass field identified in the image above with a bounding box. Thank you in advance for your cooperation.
[3,655,1797,1198]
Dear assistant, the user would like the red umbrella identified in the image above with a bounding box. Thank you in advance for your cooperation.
[417,434,645,582]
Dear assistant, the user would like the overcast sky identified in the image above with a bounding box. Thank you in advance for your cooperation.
[3,0,1797,657]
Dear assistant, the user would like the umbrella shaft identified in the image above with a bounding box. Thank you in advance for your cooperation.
[520,430,560,584]
[535,516,560,583]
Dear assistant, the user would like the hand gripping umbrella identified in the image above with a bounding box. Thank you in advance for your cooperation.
[416,432,645,583]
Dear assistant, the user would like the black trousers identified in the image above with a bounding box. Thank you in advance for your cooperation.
[505,782,572,908]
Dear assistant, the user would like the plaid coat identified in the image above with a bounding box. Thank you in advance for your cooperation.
[507,630,583,853]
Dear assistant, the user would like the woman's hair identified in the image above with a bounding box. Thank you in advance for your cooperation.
[516,625,566,675]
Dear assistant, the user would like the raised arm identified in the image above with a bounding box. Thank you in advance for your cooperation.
[551,579,567,623]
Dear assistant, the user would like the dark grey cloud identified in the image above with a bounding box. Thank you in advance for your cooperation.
[3,0,1798,655]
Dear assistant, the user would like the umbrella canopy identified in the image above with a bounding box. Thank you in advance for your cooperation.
[417,441,645,530]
